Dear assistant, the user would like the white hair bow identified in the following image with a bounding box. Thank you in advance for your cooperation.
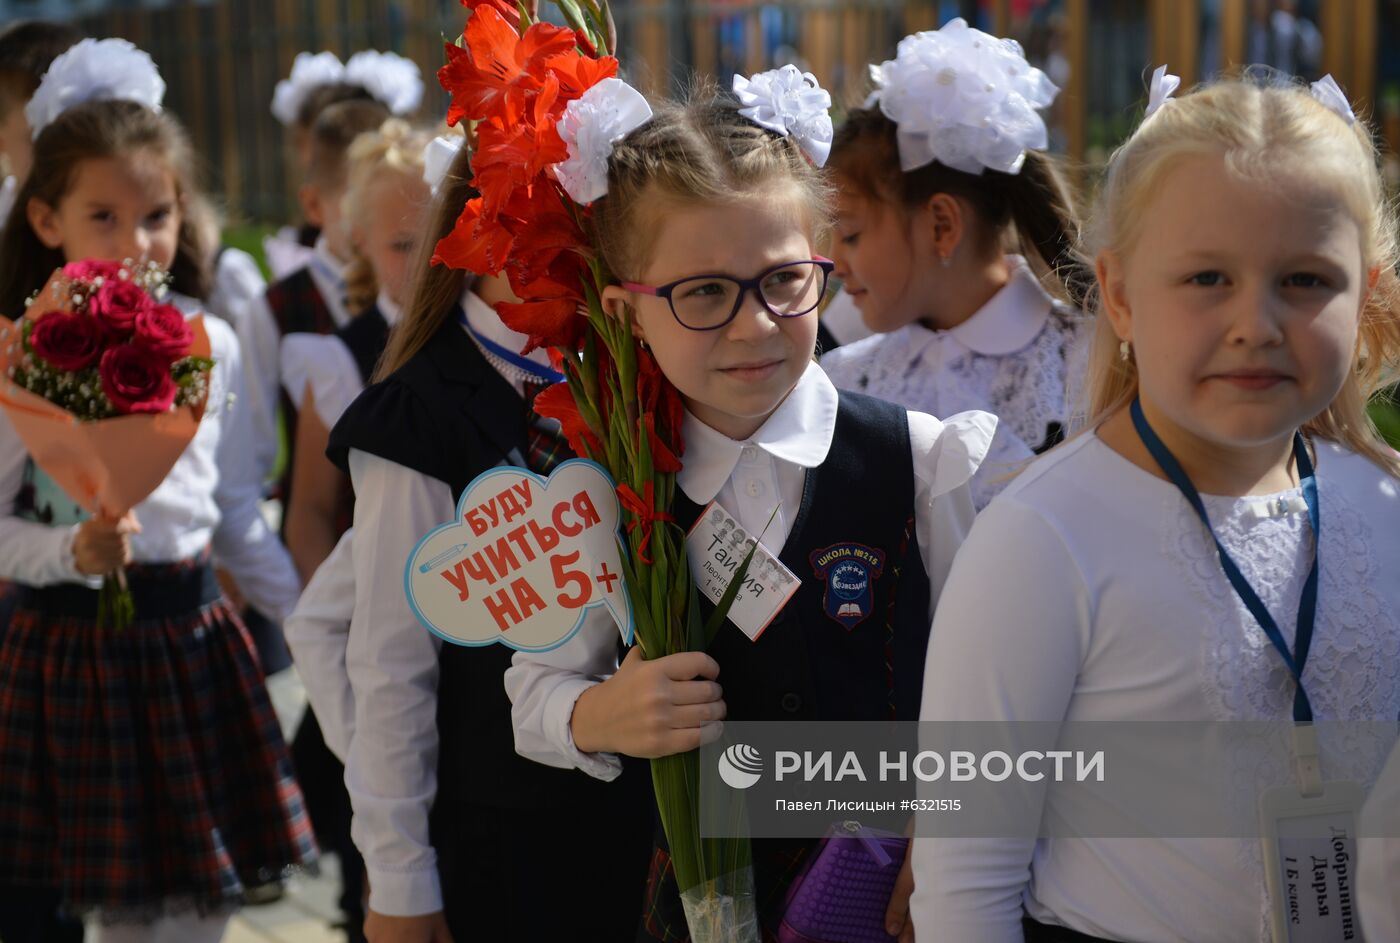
[271,51,345,126]
[345,50,424,117]
[867,18,1058,175]
[423,134,466,197]
[26,38,166,140]
[1145,65,1180,118]
[732,65,834,167]
[1310,74,1355,126]
[554,77,654,205]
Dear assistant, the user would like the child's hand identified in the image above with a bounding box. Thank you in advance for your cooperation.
[364,910,453,943]
[884,836,916,942]
[72,512,138,576]
[571,646,725,758]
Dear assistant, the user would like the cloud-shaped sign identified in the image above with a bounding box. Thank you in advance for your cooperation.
[405,460,633,652]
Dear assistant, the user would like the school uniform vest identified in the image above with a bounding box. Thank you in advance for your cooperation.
[327,317,649,819]
[328,305,390,536]
[676,391,931,724]
[642,393,934,941]
[266,267,338,511]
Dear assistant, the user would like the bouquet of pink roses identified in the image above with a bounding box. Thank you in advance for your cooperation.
[0,260,214,627]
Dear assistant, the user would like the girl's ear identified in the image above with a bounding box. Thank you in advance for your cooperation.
[299,183,324,228]
[26,197,64,250]
[600,284,647,341]
[924,193,964,263]
[1096,248,1133,342]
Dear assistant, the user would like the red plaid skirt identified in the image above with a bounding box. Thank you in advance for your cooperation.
[0,559,317,919]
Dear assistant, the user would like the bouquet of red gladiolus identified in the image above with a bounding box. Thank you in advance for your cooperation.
[0,260,214,628]
[434,1,758,937]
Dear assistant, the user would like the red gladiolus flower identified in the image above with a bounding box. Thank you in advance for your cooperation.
[543,52,618,100]
[29,310,102,371]
[438,7,576,127]
[99,343,178,414]
[642,412,683,473]
[460,0,521,31]
[433,197,515,275]
[532,380,602,458]
[495,297,584,354]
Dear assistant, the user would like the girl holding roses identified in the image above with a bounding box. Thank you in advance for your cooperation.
[0,39,314,943]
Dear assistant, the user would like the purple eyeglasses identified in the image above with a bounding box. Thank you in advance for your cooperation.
[622,257,835,331]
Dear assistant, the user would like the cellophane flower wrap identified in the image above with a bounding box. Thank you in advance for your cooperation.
[0,261,215,628]
[434,1,755,937]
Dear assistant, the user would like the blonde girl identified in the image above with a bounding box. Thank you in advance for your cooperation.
[910,74,1400,942]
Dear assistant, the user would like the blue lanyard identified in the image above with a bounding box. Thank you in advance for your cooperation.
[456,306,563,384]
[1130,399,1320,724]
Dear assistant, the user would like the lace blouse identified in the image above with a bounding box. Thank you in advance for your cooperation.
[909,432,1400,942]
[821,257,1088,509]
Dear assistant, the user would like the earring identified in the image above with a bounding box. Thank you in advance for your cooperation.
[1119,339,1132,362]
[939,254,952,269]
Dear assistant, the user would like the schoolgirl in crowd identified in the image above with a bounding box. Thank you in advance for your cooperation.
[324,138,652,942]
[505,71,996,941]
[266,49,424,280]
[822,19,1089,509]
[0,38,314,943]
[911,71,1400,942]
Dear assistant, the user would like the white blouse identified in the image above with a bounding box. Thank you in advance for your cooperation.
[238,237,350,486]
[0,306,301,622]
[910,432,1400,943]
[205,246,268,340]
[280,289,402,429]
[505,364,997,781]
[341,289,555,918]
[821,257,1088,510]
[284,527,357,763]
[262,225,317,283]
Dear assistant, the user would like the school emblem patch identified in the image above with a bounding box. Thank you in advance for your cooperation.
[809,543,885,630]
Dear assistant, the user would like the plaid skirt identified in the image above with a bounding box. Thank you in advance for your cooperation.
[0,558,317,920]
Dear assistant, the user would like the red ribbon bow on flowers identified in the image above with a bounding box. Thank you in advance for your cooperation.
[616,482,674,564]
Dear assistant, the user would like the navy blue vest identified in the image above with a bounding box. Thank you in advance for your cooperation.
[327,318,650,817]
[675,391,931,724]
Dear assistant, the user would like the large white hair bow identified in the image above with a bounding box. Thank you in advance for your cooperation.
[867,18,1057,175]
[26,38,166,140]
[554,77,654,205]
[271,51,346,126]
[732,65,834,167]
[345,50,425,117]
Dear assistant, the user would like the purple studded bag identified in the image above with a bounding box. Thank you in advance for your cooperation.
[778,821,908,943]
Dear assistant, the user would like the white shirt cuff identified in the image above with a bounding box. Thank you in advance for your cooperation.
[365,862,444,917]
[550,677,623,781]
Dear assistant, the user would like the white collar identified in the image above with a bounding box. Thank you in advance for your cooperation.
[458,288,554,371]
[678,361,837,505]
[944,256,1054,356]
[310,235,348,289]
[375,288,402,326]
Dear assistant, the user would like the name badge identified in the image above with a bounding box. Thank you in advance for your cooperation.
[685,501,800,641]
[1259,779,1366,942]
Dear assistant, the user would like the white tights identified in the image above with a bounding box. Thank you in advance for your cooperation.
[88,911,231,943]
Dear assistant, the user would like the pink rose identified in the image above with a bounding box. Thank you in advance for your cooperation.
[29,311,103,371]
[61,260,125,282]
[88,278,153,337]
[133,304,193,360]
[99,343,178,414]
